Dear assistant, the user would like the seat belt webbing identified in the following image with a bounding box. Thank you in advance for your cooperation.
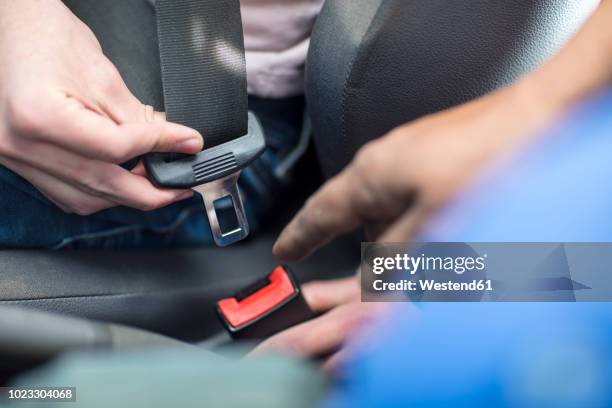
[155,0,248,148]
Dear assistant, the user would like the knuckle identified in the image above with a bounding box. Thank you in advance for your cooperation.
[352,137,410,211]
[146,124,169,152]
[96,135,132,163]
[98,64,124,95]
[5,91,46,136]
[322,184,351,215]
[300,198,327,233]
[355,139,388,177]
[105,141,131,163]
[79,172,110,198]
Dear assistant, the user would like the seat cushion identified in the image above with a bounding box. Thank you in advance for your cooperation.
[0,229,359,341]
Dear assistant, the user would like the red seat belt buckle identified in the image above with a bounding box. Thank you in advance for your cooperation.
[216,265,314,340]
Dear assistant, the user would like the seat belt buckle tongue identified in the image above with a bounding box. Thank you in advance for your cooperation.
[144,112,266,246]
[194,172,248,247]
[216,266,314,340]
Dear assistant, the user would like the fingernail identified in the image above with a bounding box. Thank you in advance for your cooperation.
[175,137,203,152]
[272,240,282,255]
[172,124,203,151]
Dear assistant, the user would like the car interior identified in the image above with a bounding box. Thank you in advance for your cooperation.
[0,0,596,384]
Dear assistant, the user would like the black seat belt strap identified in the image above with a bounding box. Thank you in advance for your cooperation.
[156,0,247,146]
[145,0,266,246]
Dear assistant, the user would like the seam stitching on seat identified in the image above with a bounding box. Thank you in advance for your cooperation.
[340,0,389,166]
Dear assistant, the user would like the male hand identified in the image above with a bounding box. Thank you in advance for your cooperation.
[249,276,394,374]
[0,0,203,215]
[274,0,612,262]
[273,85,560,261]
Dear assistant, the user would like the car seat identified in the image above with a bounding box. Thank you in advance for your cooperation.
[0,0,596,342]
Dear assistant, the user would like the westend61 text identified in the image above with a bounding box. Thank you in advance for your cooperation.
[373,279,493,292]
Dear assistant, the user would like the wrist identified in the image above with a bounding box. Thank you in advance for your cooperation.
[514,1,612,123]
[484,80,562,148]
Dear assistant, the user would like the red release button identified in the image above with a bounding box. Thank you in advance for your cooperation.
[218,266,296,328]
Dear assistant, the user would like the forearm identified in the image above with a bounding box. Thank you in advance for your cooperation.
[517,0,612,119]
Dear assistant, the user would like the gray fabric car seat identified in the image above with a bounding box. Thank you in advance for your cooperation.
[306,0,598,178]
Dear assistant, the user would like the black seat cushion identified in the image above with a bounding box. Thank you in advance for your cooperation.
[306,0,598,178]
[0,228,359,342]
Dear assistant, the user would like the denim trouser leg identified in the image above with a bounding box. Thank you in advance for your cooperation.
[0,96,304,249]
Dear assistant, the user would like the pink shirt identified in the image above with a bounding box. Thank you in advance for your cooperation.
[242,0,323,98]
[149,0,324,98]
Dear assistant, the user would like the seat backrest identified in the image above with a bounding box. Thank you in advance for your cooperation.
[306,0,598,178]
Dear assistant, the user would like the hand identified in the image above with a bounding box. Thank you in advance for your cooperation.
[273,84,561,261]
[274,0,612,261]
[0,0,203,215]
[249,276,391,374]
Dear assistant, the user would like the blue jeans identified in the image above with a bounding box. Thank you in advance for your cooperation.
[0,96,304,249]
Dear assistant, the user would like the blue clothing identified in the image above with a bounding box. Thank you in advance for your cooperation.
[422,89,612,243]
[326,89,612,408]
[0,96,304,249]
[326,303,612,408]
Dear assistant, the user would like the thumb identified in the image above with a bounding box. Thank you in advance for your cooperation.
[91,65,203,159]
[114,96,203,157]
[141,104,167,123]
[115,119,204,161]
[124,102,204,154]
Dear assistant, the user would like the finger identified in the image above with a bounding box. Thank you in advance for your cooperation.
[103,90,165,125]
[0,157,116,214]
[302,277,360,313]
[378,204,430,243]
[249,302,386,360]
[91,165,194,210]
[130,160,147,177]
[33,174,117,215]
[364,220,392,242]
[88,56,164,125]
[20,93,203,163]
[273,161,415,261]
[141,106,166,123]
[321,349,350,377]
[8,140,194,211]
[273,170,361,261]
